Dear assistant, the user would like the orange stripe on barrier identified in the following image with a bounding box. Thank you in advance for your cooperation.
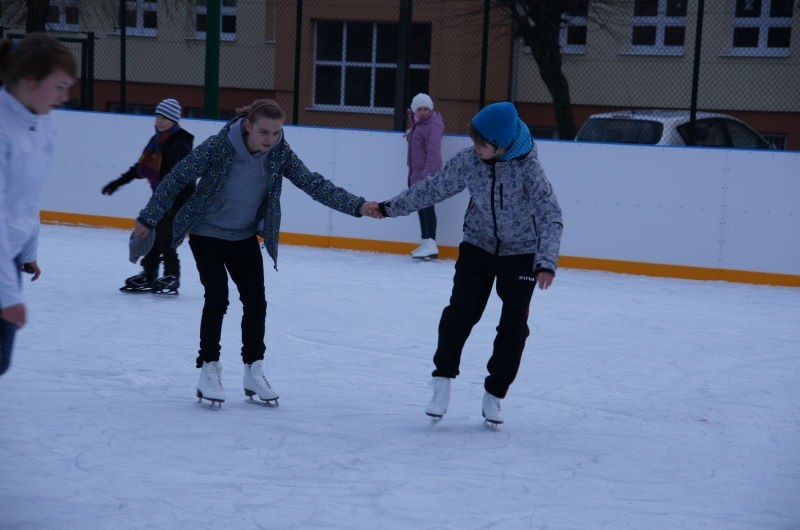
[41,211,799,287]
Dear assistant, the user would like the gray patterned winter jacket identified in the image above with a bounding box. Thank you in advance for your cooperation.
[383,142,563,272]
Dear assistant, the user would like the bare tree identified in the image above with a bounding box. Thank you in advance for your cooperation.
[493,0,590,139]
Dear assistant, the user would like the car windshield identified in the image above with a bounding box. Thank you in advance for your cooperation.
[576,118,663,145]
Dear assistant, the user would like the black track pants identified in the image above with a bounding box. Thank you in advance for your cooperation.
[432,242,537,398]
[189,234,267,368]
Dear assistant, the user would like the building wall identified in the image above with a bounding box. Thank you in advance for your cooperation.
[273,0,513,132]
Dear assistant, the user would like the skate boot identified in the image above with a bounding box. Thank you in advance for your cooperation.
[120,272,154,293]
[243,360,279,406]
[196,361,225,407]
[482,391,504,427]
[425,376,451,422]
[152,275,180,295]
[411,238,439,260]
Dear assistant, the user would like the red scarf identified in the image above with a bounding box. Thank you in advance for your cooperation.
[137,124,178,189]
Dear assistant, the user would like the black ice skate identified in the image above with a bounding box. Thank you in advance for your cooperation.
[120,273,154,293]
[152,275,179,295]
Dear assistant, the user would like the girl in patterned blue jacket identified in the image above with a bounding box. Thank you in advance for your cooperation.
[378,102,563,426]
[132,99,380,407]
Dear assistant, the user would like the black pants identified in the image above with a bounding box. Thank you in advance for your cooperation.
[140,210,180,279]
[417,205,437,240]
[0,318,15,376]
[433,242,537,399]
[189,234,267,368]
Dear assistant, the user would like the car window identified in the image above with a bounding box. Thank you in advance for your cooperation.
[678,119,726,147]
[576,118,663,144]
[723,119,769,149]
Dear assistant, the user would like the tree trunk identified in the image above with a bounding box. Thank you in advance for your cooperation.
[497,0,578,140]
[25,0,50,33]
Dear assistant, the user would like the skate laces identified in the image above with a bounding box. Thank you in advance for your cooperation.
[486,393,501,412]
[250,363,273,390]
[207,364,223,390]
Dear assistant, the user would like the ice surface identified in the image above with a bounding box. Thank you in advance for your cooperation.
[1,225,798,529]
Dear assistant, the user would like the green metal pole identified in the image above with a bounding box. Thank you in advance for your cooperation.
[204,0,221,119]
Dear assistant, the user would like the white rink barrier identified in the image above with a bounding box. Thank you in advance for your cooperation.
[42,110,800,286]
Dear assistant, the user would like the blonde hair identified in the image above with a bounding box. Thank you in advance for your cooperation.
[235,99,286,122]
[0,33,76,87]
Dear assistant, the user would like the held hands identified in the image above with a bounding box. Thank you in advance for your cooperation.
[359,201,385,219]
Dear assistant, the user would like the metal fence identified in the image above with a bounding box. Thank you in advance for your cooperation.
[0,0,796,149]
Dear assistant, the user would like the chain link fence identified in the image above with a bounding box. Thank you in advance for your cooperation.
[1,0,796,149]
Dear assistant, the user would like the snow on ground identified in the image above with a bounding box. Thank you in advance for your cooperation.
[1,224,798,530]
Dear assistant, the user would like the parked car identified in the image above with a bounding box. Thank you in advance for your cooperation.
[575,110,772,149]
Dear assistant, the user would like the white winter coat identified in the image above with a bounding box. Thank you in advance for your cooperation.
[0,88,56,309]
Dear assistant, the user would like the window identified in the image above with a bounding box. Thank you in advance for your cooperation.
[561,0,589,54]
[628,0,687,54]
[124,0,158,37]
[195,0,237,41]
[313,21,431,112]
[731,0,793,56]
[46,0,80,32]
[761,132,785,149]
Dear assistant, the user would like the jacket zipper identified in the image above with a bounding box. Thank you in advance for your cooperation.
[490,164,500,255]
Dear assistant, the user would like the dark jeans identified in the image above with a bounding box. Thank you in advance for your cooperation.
[0,318,15,376]
[189,234,267,368]
[432,242,537,399]
[140,210,180,279]
[417,205,437,240]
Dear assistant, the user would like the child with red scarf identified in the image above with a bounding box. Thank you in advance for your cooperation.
[102,98,194,294]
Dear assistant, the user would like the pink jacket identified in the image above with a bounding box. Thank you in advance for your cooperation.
[406,110,445,187]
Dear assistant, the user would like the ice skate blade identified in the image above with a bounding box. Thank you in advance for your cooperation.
[196,389,224,408]
[245,390,279,407]
[152,290,179,296]
[119,286,153,293]
[481,411,503,429]
[426,412,445,425]
[412,254,439,261]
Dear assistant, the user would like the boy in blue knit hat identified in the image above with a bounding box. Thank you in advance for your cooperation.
[377,101,563,427]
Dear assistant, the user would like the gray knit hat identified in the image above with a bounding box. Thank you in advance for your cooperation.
[155,98,181,123]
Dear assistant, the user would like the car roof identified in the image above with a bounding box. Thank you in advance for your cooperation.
[586,109,732,125]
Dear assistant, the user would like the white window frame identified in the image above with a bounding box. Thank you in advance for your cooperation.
[195,0,237,42]
[46,0,80,32]
[560,12,588,55]
[627,0,687,56]
[124,0,158,37]
[729,0,792,57]
[312,21,430,114]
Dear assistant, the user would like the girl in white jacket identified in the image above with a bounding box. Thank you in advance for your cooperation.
[0,33,76,375]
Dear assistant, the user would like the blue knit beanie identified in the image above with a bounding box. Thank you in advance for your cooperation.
[471,102,532,160]
[471,102,518,148]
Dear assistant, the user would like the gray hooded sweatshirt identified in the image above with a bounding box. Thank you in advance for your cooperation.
[191,118,279,240]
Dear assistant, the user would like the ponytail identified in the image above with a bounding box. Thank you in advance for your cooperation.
[235,99,286,123]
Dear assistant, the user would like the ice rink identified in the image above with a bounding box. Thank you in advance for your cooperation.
[1,224,798,529]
